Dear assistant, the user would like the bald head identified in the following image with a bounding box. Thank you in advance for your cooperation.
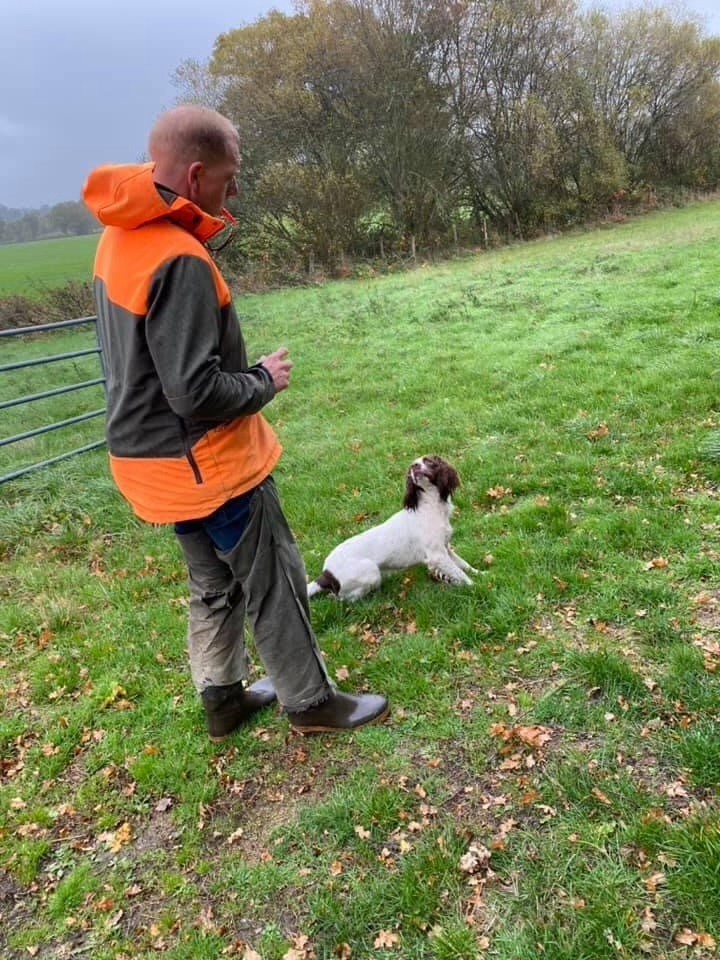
[150,105,241,215]
[150,105,239,166]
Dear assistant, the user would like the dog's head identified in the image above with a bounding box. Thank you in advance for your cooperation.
[403,455,460,510]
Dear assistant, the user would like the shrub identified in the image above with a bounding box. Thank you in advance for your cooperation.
[0,280,95,331]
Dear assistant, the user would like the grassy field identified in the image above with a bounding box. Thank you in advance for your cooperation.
[2,202,720,959]
[0,234,98,297]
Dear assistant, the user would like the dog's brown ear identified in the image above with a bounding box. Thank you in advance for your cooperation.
[403,472,421,510]
[434,460,460,502]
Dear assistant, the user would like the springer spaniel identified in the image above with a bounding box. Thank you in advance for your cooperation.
[307,455,477,601]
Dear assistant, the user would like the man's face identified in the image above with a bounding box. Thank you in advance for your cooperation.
[192,145,240,217]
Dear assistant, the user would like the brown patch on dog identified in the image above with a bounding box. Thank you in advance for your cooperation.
[404,471,421,510]
[316,569,341,595]
[427,456,460,502]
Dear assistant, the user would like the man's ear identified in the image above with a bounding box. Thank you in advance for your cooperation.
[188,161,204,202]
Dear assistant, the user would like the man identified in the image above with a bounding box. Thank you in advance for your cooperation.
[83,105,388,741]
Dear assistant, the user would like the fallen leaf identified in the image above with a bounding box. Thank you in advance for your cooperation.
[105,910,124,930]
[516,725,552,749]
[373,930,400,949]
[112,821,134,852]
[486,485,513,501]
[665,781,688,798]
[197,905,216,933]
[228,827,244,845]
[459,844,491,875]
[644,871,667,893]
[283,933,316,960]
[640,907,657,934]
[592,787,612,806]
[587,422,610,441]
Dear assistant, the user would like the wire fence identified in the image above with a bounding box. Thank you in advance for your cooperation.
[0,316,106,485]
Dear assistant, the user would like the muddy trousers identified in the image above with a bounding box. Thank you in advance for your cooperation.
[174,477,331,712]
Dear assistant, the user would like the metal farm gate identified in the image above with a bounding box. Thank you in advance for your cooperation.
[0,316,106,485]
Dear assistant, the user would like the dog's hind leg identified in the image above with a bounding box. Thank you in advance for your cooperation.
[337,559,383,601]
[307,569,341,599]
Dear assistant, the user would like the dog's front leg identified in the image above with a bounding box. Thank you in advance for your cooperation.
[426,552,473,585]
[448,546,478,575]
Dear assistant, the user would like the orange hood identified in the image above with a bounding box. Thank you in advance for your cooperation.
[83,162,229,244]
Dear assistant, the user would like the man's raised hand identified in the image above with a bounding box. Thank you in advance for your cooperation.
[259,347,293,392]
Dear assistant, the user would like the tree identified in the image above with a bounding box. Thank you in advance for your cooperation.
[173,57,227,109]
[177,0,463,262]
[434,0,584,235]
[209,5,371,267]
[170,0,720,262]
[577,6,720,188]
[342,0,463,246]
[47,201,98,236]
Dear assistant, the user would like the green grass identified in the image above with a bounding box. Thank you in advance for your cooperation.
[2,201,720,958]
[0,234,98,297]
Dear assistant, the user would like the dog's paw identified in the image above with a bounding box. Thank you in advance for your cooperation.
[429,567,473,586]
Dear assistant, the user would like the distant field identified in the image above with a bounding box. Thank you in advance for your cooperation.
[0,234,99,297]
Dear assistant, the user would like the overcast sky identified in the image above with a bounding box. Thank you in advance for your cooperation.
[1,0,718,211]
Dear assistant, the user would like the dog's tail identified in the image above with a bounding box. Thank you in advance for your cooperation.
[307,569,341,600]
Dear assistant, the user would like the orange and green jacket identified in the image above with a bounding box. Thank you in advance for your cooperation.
[83,162,281,524]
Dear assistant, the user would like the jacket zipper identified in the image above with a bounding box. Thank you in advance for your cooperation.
[178,418,203,484]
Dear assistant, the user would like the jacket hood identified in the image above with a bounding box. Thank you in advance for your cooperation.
[83,162,229,243]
